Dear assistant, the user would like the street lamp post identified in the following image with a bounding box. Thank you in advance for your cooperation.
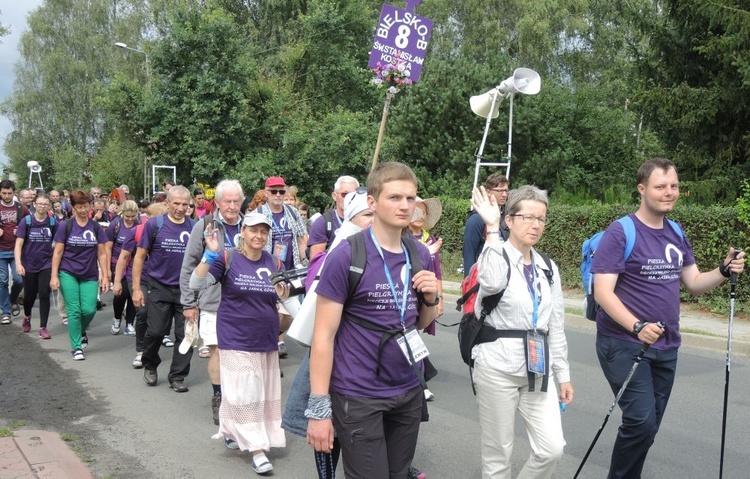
[115,41,151,200]
[114,42,150,80]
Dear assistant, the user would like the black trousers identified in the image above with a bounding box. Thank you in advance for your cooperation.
[141,278,192,382]
[331,386,423,479]
[129,281,148,352]
[23,268,52,328]
[111,264,135,323]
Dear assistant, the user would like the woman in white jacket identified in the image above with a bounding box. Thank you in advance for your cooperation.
[470,184,574,479]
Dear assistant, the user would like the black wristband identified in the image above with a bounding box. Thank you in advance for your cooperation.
[632,321,647,336]
[719,260,731,278]
[422,294,440,307]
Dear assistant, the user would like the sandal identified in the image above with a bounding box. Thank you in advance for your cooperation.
[198,345,211,358]
[11,303,20,316]
[251,453,273,474]
[1,315,11,325]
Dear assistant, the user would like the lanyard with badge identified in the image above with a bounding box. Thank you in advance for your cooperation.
[369,229,429,365]
[268,211,288,262]
[525,258,546,375]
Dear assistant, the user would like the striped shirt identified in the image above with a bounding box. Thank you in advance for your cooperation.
[472,241,570,384]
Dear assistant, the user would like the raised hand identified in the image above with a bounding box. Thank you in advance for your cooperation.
[470,186,501,229]
[203,222,220,252]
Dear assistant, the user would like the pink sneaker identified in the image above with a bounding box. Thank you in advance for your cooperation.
[22,316,31,333]
[39,328,51,340]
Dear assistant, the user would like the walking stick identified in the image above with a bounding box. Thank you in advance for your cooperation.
[719,248,741,479]
[573,321,665,479]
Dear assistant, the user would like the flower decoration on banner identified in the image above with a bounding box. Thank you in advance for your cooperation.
[371,61,413,93]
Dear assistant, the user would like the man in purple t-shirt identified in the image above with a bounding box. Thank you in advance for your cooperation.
[132,186,195,393]
[307,175,359,259]
[591,157,746,479]
[0,179,30,324]
[307,162,439,478]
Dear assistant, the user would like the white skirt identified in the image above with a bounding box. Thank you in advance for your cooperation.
[212,349,286,451]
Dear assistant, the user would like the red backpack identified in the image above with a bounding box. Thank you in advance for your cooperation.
[456,264,482,315]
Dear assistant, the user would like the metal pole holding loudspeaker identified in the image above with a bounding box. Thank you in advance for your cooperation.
[469,68,541,190]
[27,161,44,190]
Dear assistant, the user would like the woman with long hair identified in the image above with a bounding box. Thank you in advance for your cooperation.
[106,199,140,336]
[50,190,109,360]
[14,194,57,339]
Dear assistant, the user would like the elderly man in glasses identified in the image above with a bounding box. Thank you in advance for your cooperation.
[307,176,360,260]
[254,176,308,359]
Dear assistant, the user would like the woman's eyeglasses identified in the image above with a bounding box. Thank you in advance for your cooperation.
[510,214,548,225]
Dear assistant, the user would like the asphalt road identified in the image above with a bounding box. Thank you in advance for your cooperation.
[2,295,750,478]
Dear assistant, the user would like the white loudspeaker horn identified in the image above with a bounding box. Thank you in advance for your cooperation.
[470,89,504,119]
[498,68,541,95]
[27,161,42,173]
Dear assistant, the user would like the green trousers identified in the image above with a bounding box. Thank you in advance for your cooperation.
[59,271,98,351]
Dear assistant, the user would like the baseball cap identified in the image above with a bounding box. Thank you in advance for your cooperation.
[265,176,286,188]
[243,212,272,228]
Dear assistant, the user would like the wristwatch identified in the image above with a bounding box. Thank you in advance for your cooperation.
[632,321,647,336]
[422,294,441,307]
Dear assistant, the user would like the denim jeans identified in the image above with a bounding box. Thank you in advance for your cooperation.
[596,334,678,479]
[0,251,23,315]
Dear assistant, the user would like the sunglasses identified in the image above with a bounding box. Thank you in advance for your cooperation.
[189,204,195,208]
[268,189,286,196]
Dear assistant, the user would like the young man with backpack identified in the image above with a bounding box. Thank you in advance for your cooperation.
[0,179,30,324]
[462,173,509,277]
[592,158,745,479]
[307,162,439,478]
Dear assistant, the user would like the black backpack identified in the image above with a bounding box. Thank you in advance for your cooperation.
[343,231,434,421]
[458,250,554,393]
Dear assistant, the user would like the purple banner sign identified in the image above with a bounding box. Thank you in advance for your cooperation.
[368,3,433,83]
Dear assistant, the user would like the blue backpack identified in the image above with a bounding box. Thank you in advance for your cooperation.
[581,215,683,321]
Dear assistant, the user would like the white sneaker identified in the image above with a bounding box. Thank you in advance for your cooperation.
[424,389,435,402]
[132,352,143,369]
[110,318,121,335]
[123,324,136,336]
[251,452,273,474]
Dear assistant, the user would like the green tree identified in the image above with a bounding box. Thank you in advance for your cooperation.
[2,0,149,189]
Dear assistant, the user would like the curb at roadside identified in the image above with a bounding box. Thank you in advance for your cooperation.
[0,429,95,479]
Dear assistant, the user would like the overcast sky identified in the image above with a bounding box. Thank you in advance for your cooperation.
[1,1,44,169]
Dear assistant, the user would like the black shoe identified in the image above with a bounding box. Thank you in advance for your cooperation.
[81,334,89,350]
[144,368,158,386]
[96,300,105,311]
[212,394,221,425]
[278,342,288,358]
[170,380,188,393]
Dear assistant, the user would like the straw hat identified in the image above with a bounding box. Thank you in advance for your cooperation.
[415,197,442,231]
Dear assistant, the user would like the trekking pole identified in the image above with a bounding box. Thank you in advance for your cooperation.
[573,321,665,479]
[719,248,741,479]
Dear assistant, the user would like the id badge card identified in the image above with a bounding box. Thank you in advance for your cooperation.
[397,329,430,365]
[526,331,546,375]
[274,242,288,262]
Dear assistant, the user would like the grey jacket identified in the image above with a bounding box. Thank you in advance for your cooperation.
[179,212,240,312]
